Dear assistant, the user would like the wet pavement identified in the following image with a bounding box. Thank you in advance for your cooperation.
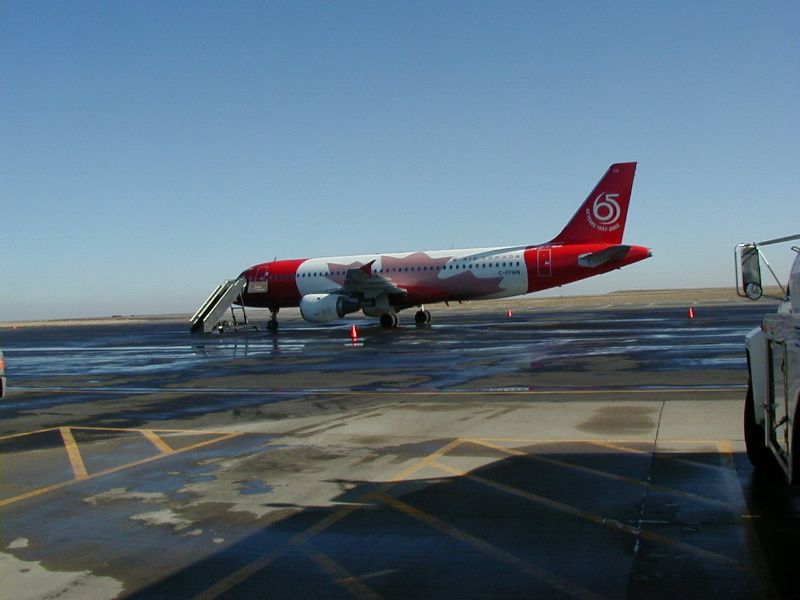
[0,303,798,599]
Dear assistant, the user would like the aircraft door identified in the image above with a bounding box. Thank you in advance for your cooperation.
[537,249,552,277]
[249,266,269,294]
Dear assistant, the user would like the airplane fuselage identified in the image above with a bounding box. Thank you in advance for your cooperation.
[240,243,651,310]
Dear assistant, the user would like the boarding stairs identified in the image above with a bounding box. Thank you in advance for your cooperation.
[190,276,247,333]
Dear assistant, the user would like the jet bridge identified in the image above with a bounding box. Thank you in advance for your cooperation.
[190,276,247,333]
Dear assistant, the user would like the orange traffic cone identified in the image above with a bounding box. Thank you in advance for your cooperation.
[350,324,358,340]
[507,309,513,317]
[688,307,695,319]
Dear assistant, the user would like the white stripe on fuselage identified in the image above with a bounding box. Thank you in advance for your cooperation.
[295,247,528,299]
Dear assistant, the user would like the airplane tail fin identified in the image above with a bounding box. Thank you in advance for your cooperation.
[549,162,637,245]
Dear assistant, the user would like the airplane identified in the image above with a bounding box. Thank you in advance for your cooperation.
[237,162,651,330]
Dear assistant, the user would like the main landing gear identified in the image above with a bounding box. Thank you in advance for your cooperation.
[379,309,431,329]
[267,307,279,332]
[414,309,431,325]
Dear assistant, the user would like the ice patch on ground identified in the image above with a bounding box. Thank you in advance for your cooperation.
[0,552,123,599]
[131,509,193,531]
[83,487,167,505]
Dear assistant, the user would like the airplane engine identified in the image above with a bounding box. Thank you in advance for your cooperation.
[299,294,361,323]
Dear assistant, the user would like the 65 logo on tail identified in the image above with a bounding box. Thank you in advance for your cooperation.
[586,193,621,232]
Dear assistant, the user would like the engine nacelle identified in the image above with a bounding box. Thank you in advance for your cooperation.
[299,294,361,323]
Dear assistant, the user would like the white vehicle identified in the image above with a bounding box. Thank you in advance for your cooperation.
[738,234,800,483]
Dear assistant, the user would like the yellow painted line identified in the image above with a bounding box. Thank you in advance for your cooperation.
[586,440,651,455]
[661,456,730,472]
[475,437,734,445]
[389,438,465,482]
[337,569,396,584]
[0,432,242,508]
[0,426,240,442]
[375,492,605,600]
[196,500,369,600]
[59,427,88,480]
[195,548,282,599]
[432,461,748,571]
[304,548,383,600]
[67,426,238,435]
[588,440,736,472]
[464,438,730,509]
[717,441,733,454]
[140,429,173,454]
[465,438,526,457]
[0,427,59,441]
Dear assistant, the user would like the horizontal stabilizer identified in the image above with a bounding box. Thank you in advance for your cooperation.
[577,245,631,268]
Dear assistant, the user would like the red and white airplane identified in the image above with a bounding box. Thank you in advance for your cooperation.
[238,162,651,329]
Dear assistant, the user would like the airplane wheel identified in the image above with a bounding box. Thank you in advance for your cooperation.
[267,320,279,332]
[380,313,398,329]
[414,310,431,325]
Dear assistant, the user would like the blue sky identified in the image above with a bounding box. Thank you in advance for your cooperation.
[2,1,798,320]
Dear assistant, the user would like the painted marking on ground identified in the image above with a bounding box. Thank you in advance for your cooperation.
[465,438,730,509]
[59,426,88,480]
[303,546,383,600]
[175,436,758,598]
[376,492,604,600]
[140,429,173,454]
[194,438,465,599]
[0,427,242,507]
[431,456,748,571]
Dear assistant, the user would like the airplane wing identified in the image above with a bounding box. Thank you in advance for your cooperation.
[577,245,632,268]
[339,261,407,299]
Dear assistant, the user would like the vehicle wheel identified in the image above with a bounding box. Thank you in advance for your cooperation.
[414,310,431,325]
[379,313,398,329]
[267,320,279,332]
[744,385,777,472]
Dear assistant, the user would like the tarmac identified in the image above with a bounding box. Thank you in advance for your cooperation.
[1,299,798,599]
